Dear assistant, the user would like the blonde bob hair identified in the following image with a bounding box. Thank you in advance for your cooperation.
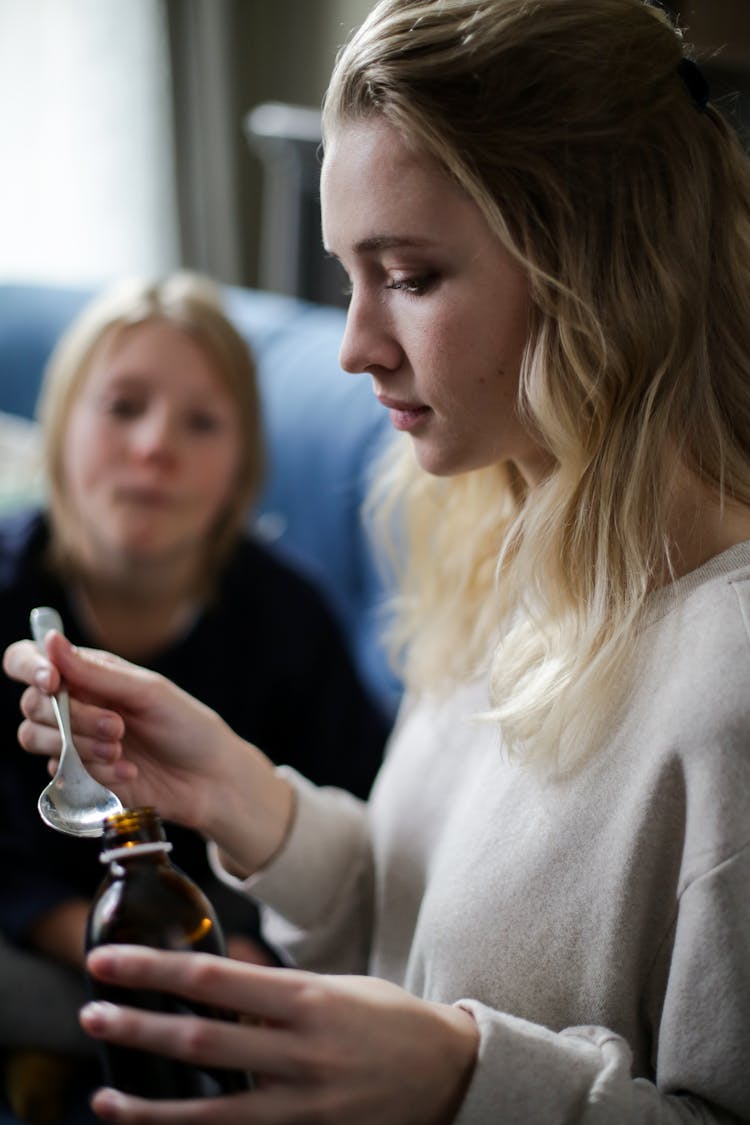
[323,0,750,769]
[37,271,264,591]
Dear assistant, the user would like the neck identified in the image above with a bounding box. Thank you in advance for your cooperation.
[664,470,750,581]
[71,562,203,661]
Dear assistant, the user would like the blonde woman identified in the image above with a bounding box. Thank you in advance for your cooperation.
[5,1,750,1121]
[0,273,388,1122]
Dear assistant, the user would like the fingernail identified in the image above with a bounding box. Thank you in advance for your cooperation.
[34,668,52,691]
[91,1087,125,1120]
[96,716,121,738]
[81,1001,120,1035]
[87,946,117,973]
[92,744,116,761]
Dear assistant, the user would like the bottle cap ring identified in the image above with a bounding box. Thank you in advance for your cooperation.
[99,841,174,864]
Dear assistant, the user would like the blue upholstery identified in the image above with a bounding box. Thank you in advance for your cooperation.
[0,282,402,719]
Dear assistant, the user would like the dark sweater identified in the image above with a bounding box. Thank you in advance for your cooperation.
[0,509,391,946]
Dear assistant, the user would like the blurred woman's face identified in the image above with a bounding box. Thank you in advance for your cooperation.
[61,320,242,575]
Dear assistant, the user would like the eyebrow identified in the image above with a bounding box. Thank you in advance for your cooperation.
[355,235,434,253]
[325,234,435,258]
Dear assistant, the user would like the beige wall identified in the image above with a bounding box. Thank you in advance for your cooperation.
[230,0,375,287]
[327,0,374,45]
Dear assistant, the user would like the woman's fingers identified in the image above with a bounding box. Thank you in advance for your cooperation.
[6,631,160,714]
[83,951,320,1085]
[20,683,125,739]
[18,685,125,757]
[3,638,62,693]
[81,1000,274,1075]
[43,632,161,711]
[89,1084,312,1125]
[87,946,311,1024]
[89,1086,252,1124]
[7,635,132,755]
[17,702,60,754]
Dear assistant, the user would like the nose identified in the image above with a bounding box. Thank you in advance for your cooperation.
[130,405,177,461]
[338,286,402,375]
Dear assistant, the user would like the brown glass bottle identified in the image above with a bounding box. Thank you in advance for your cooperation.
[86,807,250,1099]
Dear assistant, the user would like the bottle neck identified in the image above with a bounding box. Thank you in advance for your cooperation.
[100,807,169,861]
[99,840,173,866]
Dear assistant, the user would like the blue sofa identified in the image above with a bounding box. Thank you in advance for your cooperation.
[0,281,402,720]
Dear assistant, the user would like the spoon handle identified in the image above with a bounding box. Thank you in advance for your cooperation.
[30,606,72,729]
[30,605,65,650]
[50,692,71,735]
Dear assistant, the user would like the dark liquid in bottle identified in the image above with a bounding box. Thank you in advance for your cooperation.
[86,810,250,1099]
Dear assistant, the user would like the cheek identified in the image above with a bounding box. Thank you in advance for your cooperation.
[61,418,105,493]
[194,448,243,512]
[472,311,527,410]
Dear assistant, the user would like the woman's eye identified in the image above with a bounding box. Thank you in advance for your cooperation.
[386,274,435,295]
[107,398,142,419]
[187,412,222,434]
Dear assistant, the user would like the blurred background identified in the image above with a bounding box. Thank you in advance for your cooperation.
[0,0,747,309]
[0,0,370,307]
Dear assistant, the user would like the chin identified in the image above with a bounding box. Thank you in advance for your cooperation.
[113,537,172,563]
[413,445,485,478]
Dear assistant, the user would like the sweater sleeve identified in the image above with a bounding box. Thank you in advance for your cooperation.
[211,766,375,974]
[453,841,750,1124]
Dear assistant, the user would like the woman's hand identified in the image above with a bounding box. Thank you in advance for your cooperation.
[2,632,293,870]
[81,945,479,1124]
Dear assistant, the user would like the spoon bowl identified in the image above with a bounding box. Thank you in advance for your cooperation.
[31,606,123,837]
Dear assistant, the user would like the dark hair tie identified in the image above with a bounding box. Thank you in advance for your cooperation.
[677,57,710,112]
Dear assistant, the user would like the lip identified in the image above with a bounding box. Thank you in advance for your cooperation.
[114,486,174,507]
[376,394,431,433]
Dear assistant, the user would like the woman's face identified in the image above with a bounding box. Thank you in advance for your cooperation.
[321,117,550,485]
[61,319,243,572]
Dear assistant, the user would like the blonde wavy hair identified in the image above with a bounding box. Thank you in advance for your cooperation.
[37,271,264,595]
[323,0,750,769]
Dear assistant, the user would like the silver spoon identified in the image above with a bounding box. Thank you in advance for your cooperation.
[31,606,123,837]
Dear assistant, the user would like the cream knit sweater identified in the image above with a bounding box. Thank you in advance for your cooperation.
[225,541,750,1122]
